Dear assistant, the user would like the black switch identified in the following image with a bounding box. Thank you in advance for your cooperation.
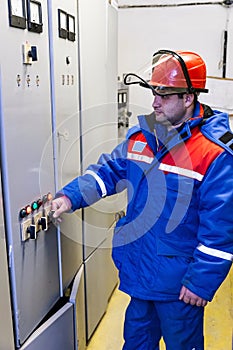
[38,217,48,231]
[27,225,37,240]
[28,46,38,61]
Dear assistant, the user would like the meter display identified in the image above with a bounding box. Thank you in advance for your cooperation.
[26,0,43,33]
[8,0,26,29]
[67,14,75,41]
[30,1,40,23]
[58,9,67,39]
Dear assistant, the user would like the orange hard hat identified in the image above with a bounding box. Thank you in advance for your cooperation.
[149,50,208,94]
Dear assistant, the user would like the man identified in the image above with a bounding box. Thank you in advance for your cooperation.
[52,50,233,349]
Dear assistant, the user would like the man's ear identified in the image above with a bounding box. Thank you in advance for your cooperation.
[184,93,195,107]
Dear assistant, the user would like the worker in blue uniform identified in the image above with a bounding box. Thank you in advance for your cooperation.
[51,50,233,350]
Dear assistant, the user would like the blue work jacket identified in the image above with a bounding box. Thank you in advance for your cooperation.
[60,102,233,302]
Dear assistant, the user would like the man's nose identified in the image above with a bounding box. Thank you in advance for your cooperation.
[152,94,162,108]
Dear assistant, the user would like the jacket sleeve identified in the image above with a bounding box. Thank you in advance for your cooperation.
[58,140,128,211]
[182,151,233,301]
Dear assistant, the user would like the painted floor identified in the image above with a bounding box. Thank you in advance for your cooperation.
[87,267,233,350]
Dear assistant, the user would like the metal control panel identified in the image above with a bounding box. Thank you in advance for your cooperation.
[0,0,59,346]
[48,0,83,290]
[78,0,119,340]
[0,0,119,348]
[19,192,53,241]
[0,167,15,350]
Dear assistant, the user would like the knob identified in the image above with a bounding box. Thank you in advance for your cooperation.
[38,217,48,231]
[27,224,37,240]
[28,46,38,61]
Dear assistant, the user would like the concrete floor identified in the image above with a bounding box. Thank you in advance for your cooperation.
[87,267,233,350]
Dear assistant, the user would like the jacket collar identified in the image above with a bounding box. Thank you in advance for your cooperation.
[137,102,204,153]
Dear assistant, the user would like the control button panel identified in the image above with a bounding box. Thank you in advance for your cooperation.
[19,192,53,242]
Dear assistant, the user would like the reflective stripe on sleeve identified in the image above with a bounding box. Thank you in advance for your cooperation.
[85,170,107,197]
[159,163,204,181]
[197,243,233,262]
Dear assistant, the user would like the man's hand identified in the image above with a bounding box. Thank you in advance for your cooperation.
[51,196,72,222]
[179,286,208,307]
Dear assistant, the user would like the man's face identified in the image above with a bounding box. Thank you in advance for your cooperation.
[152,93,188,127]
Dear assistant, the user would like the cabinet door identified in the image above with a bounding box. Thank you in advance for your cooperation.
[20,303,75,350]
[0,167,15,349]
[48,0,83,288]
[0,0,60,345]
[70,265,86,350]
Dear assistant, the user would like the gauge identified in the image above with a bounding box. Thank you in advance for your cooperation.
[58,9,67,39]
[8,0,26,29]
[11,0,23,16]
[67,14,75,41]
[27,0,43,33]
[30,1,40,23]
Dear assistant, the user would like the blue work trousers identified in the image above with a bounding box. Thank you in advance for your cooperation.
[123,297,204,350]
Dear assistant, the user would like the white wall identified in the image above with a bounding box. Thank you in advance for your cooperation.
[118,1,233,125]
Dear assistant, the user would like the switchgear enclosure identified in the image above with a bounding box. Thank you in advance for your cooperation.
[0,167,15,349]
[0,0,59,345]
[48,0,83,290]
[78,0,119,339]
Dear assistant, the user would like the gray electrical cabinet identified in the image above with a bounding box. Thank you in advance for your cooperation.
[47,0,83,290]
[0,0,59,346]
[19,265,86,350]
[0,0,119,348]
[0,166,15,350]
[69,265,86,350]
[78,0,119,340]
[19,303,75,350]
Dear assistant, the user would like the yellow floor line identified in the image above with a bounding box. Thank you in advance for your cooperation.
[204,266,233,350]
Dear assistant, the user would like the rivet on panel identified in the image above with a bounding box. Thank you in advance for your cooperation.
[16,74,21,87]
[36,75,40,87]
[26,74,31,87]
